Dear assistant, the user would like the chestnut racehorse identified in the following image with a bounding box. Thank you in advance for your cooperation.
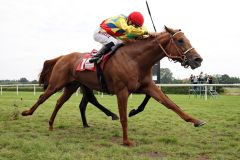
[22,26,205,146]
[36,56,119,128]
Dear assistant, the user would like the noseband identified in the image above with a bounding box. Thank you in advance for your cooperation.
[157,31,194,68]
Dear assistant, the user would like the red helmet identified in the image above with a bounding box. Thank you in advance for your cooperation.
[128,11,144,27]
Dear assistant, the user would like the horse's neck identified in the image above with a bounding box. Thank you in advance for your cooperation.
[128,32,170,69]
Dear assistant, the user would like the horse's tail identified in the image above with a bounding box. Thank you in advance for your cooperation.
[39,56,63,90]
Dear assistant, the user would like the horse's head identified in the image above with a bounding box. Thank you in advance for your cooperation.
[159,26,203,69]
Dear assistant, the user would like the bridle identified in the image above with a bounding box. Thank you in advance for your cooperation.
[156,31,194,68]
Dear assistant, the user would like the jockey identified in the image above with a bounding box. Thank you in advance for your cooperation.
[89,11,149,63]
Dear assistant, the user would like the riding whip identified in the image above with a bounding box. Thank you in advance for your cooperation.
[146,0,161,83]
[146,0,157,32]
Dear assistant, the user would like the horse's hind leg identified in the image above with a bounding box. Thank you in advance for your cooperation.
[22,85,61,116]
[129,94,151,117]
[49,83,80,131]
[82,86,119,120]
[78,92,89,128]
[79,86,119,128]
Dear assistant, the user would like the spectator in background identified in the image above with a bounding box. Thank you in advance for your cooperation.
[198,72,204,84]
[208,75,213,84]
[189,74,194,83]
[193,75,198,90]
[207,75,213,91]
[204,73,208,83]
[193,76,198,84]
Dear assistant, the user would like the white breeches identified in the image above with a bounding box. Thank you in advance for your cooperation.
[93,27,122,45]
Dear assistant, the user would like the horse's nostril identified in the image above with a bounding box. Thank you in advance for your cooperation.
[194,57,203,63]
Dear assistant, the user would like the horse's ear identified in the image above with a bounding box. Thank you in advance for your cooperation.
[164,25,174,35]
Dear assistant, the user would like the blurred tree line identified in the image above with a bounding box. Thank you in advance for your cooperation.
[0,78,38,84]
[159,68,240,84]
[0,68,240,84]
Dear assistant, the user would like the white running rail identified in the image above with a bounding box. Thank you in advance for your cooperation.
[0,83,239,100]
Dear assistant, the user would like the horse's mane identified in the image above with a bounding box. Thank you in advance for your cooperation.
[124,31,164,45]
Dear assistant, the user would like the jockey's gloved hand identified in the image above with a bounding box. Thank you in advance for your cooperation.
[144,31,149,35]
[148,32,157,37]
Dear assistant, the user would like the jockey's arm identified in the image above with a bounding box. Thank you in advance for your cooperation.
[116,18,148,36]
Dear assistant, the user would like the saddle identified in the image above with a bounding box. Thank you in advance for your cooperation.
[76,43,123,93]
[76,49,98,72]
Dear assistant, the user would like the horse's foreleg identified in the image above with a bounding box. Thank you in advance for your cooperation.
[83,86,119,120]
[129,94,151,117]
[79,94,90,128]
[89,95,119,120]
[117,88,133,146]
[48,84,79,131]
[22,85,59,116]
[78,85,119,128]
[144,82,206,127]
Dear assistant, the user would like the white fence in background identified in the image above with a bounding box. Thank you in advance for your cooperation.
[0,83,239,100]
[0,84,40,96]
[157,83,240,100]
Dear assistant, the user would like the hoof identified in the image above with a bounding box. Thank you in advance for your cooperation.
[194,121,206,127]
[21,110,31,116]
[111,114,119,120]
[49,126,53,131]
[122,140,134,147]
[128,109,137,117]
[83,124,90,128]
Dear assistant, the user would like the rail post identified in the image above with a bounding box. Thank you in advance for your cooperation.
[16,84,19,95]
[205,85,208,101]
[34,85,36,95]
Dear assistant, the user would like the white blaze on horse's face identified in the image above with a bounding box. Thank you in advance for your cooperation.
[165,26,203,69]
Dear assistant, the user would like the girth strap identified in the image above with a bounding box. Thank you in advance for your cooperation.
[95,43,124,94]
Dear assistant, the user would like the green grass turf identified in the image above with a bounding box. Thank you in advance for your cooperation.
[0,92,239,160]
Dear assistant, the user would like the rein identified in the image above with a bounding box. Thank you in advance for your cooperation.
[156,31,194,67]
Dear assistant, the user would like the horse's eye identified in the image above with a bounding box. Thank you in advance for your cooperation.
[177,39,184,45]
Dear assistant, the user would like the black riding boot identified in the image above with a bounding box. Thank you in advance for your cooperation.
[89,42,115,63]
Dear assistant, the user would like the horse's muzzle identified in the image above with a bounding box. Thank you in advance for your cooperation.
[187,53,203,69]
